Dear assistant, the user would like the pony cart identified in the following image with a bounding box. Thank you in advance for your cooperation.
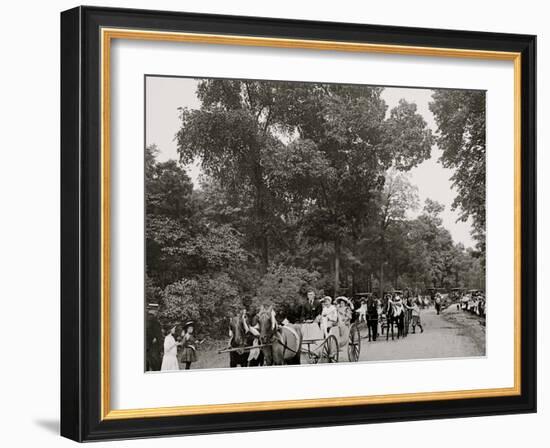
[299,320,361,363]
[219,304,362,366]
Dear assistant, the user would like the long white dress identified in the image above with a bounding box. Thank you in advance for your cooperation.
[161,334,179,371]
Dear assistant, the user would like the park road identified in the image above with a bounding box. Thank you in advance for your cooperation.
[358,305,486,362]
[186,305,485,369]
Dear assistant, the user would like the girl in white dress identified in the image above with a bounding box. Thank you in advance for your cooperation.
[161,326,181,371]
[320,297,338,338]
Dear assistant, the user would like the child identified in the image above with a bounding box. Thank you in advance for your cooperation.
[179,321,200,370]
[161,325,181,371]
[320,296,338,338]
[407,299,424,334]
[356,300,368,323]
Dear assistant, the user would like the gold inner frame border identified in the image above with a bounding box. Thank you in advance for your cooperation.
[99,27,522,421]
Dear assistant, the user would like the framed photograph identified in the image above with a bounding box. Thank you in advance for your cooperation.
[60,6,536,441]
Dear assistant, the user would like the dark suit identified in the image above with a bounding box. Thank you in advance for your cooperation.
[366,301,379,341]
[146,314,162,371]
[300,299,320,322]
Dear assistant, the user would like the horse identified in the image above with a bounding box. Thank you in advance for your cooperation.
[385,301,405,340]
[228,312,264,368]
[257,305,303,366]
[228,314,250,367]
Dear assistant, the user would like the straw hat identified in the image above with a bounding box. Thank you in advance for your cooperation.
[335,296,354,310]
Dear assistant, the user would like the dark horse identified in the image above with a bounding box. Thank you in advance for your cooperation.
[385,302,405,340]
[228,313,264,367]
[257,305,303,366]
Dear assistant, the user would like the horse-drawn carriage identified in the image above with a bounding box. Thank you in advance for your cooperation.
[221,301,362,366]
[300,319,361,363]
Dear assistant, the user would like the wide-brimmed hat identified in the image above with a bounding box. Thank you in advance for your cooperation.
[182,320,194,329]
[321,296,332,304]
[335,296,354,310]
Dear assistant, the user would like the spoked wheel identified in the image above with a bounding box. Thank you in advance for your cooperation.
[307,353,320,364]
[348,323,361,362]
[321,335,339,363]
[306,346,320,364]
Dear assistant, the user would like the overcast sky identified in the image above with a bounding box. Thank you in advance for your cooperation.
[145,76,476,248]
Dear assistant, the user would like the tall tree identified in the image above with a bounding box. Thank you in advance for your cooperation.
[145,145,247,286]
[279,89,432,295]
[409,199,455,288]
[176,82,432,294]
[429,90,486,255]
[176,79,296,272]
[376,170,419,297]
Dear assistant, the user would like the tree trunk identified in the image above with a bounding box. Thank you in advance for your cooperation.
[380,263,384,300]
[260,235,269,274]
[254,165,269,274]
[334,238,341,296]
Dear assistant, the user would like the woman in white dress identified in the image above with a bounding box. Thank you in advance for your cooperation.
[161,326,181,371]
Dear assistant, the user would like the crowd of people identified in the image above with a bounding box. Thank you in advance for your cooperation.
[146,288,474,371]
[457,289,486,317]
[355,291,426,341]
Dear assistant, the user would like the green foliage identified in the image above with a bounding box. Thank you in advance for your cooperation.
[159,273,242,337]
[252,264,322,320]
[145,145,249,289]
[145,273,162,305]
[146,152,195,222]
[176,81,433,279]
[145,82,486,340]
[383,100,434,171]
[429,90,486,255]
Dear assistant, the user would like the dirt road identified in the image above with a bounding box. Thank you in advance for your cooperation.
[184,305,485,370]
[359,306,486,362]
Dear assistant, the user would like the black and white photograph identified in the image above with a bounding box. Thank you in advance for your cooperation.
[145,76,487,371]
[0,0,543,444]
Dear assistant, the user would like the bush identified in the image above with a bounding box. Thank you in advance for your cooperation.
[159,273,242,338]
[252,264,321,321]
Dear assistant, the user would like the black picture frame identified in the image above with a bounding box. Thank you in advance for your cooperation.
[61,5,536,442]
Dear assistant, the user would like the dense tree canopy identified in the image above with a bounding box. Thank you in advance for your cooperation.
[146,82,485,338]
[429,90,486,257]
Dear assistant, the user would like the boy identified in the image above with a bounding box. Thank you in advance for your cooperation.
[407,299,424,334]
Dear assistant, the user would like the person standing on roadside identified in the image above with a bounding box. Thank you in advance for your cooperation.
[435,294,442,315]
[161,325,181,371]
[145,303,162,371]
[406,299,424,334]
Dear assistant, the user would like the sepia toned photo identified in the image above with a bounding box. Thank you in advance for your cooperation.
[144,76,486,372]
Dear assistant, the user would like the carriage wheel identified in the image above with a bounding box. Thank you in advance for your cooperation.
[321,335,339,363]
[347,323,361,362]
[306,345,320,364]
